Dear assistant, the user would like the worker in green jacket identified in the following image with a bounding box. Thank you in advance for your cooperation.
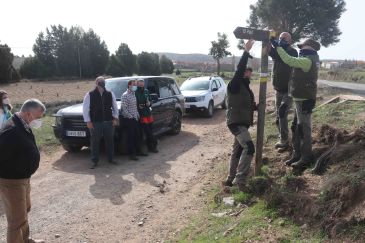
[270,38,320,169]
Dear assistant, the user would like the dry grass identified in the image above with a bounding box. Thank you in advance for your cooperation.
[0,79,95,106]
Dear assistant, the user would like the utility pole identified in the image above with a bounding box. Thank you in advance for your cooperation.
[77,46,82,78]
[233,27,275,176]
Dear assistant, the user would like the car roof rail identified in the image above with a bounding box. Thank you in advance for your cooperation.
[209,75,219,80]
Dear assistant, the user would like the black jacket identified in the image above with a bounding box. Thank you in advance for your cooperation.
[0,114,40,179]
[269,46,298,92]
[226,51,255,127]
[89,88,113,122]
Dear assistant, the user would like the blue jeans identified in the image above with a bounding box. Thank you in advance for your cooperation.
[89,121,114,163]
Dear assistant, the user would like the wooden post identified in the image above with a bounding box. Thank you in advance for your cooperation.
[233,27,275,176]
[255,42,269,175]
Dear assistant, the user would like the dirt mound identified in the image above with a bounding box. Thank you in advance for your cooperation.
[263,125,365,240]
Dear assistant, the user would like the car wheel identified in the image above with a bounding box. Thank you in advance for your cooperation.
[168,110,182,135]
[221,96,227,109]
[61,143,82,152]
[205,101,214,118]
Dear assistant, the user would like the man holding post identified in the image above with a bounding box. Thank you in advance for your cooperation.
[269,32,298,151]
[224,39,256,192]
[271,38,321,169]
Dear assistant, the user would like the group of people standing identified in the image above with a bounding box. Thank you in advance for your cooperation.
[225,32,321,191]
[82,77,158,169]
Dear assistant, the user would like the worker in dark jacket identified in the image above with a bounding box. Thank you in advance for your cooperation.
[224,39,256,192]
[83,76,119,169]
[269,32,298,151]
[0,99,46,243]
[271,38,321,169]
[135,79,158,153]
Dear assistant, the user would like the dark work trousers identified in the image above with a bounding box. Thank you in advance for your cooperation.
[291,99,315,162]
[124,118,142,155]
[275,90,292,143]
[226,125,254,186]
[141,122,157,150]
[89,121,114,164]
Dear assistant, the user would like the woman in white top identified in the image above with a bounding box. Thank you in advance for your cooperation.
[0,90,13,130]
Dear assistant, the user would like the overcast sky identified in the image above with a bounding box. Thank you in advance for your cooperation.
[1,0,363,60]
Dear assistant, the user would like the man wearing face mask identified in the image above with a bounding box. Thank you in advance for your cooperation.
[0,99,46,243]
[83,76,119,169]
[269,32,298,151]
[271,38,321,170]
[121,80,147,160]
[135,79,158,153]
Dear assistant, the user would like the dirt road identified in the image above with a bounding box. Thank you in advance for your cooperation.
[0,83,273,243]
[0,109,234,243]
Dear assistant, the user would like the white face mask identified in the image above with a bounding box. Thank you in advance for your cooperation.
[3,98,9,105]
[131,86,137,92]
[29,119,43,129]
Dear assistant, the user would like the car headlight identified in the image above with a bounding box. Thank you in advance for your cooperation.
[55,116,62,126]
[195,96,205,102]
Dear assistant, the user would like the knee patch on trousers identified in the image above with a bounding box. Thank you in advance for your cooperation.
[291,116,297,133]
[236,146,243,158]
[278,104,288,118]
[246,141,255,155]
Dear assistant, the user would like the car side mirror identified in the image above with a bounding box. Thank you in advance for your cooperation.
[212,87,218,92]
[149,93,159,102]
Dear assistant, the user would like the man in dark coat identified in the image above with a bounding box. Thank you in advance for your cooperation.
[135,79,158,153]
[224,39,256,192]
[0,98,46,243]
[269,32,298,151]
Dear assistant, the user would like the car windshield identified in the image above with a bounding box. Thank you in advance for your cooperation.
[180,80,210,91]
[105,79,129,100]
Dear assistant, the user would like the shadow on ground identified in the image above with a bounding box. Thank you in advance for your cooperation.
[52,130,199,205]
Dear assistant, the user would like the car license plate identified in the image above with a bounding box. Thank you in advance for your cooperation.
[66,131,86,137]
[185,104,190,108]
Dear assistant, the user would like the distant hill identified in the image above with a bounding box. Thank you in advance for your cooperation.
[158,52,240,64]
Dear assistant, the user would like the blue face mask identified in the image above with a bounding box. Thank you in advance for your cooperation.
[131,86,137,92]
[278,39,289,48]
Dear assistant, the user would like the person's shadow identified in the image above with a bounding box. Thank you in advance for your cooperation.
[52,130,199,205]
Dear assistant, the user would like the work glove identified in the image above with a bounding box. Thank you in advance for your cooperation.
[278,39,289,49]
[270,37,279,48]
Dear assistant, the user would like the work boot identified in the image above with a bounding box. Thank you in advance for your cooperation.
[291,159,311,169]
[108,160,118,165]
[28,239,46,243]
[275,140,289,149]
[90,162,98,169]
[137,152,148,156]
[148,147,159,153]
[222,180,233,187]
[129,155,139,161]
[284,156,300,166]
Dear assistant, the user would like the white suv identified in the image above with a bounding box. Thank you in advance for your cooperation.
[180,76,227,117]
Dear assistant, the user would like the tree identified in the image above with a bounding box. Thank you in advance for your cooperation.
[106,43,136,77]
[160,55,174,74]
[0,43,15,83]
[209,33,231,75]
[137,52,161,76]
[31,25,109,78]
[247,0,346,47]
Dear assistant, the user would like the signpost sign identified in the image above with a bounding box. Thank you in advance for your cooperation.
[233,27,275,176]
